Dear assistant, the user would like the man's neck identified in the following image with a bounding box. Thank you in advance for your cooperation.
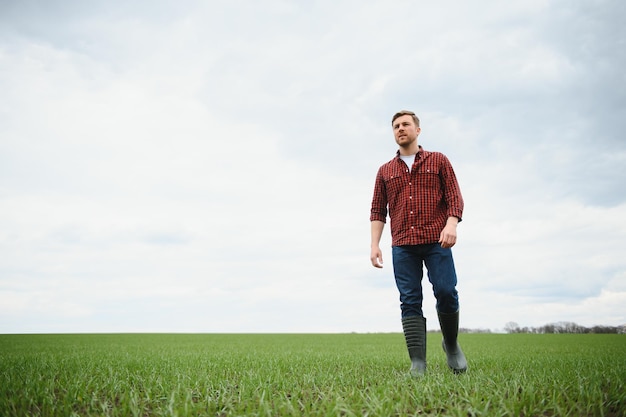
[398,143,419,156]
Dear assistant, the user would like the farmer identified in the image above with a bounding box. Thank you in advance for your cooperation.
[369,110,467,376]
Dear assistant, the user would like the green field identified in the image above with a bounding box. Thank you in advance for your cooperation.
[1,333,624,416]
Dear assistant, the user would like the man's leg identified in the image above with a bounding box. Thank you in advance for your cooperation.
[424,244,467,373]
[392,246,425,318]
[392,246,427,375]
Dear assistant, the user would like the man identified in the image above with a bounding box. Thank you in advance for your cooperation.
[370,110,467,376]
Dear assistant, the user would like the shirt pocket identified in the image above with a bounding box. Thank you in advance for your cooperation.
[383,172,405,194]
[415,166,441,190]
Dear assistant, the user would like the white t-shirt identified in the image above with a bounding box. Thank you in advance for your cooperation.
[400,154,417,172]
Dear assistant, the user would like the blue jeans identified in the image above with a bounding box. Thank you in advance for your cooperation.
[392,244,459,318]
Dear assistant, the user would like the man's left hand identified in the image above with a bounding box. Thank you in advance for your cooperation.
[439,218,458,248]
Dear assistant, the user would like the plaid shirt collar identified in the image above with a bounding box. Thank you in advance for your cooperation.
[395,145,426,161]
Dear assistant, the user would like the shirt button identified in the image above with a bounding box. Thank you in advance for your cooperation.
[409,182,412,185]
[409,196,412,199]
[410,211,413,214]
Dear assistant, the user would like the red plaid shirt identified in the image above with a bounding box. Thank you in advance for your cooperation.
[370,147,464,246]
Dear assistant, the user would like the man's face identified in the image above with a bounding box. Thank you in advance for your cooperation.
[393,115,420,147]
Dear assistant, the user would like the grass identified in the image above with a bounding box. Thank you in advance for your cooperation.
[0,333,624,416]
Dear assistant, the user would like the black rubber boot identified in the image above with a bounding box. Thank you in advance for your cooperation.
[401,315,427,377]
[438,310,467,373]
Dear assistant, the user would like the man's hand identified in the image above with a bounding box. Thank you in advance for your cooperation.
[439,217,459,248]
[370,245,384,268]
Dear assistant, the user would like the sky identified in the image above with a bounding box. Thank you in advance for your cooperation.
[1,0,625,334]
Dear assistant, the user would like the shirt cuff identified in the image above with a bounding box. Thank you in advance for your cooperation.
[448,209,463,223]
[370,214,387,223]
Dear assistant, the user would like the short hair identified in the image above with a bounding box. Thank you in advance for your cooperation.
[392,110,420,127]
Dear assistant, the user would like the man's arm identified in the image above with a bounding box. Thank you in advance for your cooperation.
[440,154,464,223]
[439,154,463,248]
[370,220,385,268]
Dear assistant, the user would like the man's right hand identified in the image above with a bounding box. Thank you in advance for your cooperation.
[370,246,384,268]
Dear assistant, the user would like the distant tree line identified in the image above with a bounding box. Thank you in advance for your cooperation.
[458,327,493,334]
[502,321,626,334]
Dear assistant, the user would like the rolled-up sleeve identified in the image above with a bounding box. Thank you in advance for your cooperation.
[370,168,388,223]
[441,156,464,222]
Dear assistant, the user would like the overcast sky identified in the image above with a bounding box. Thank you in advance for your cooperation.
[1,0,625,333]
